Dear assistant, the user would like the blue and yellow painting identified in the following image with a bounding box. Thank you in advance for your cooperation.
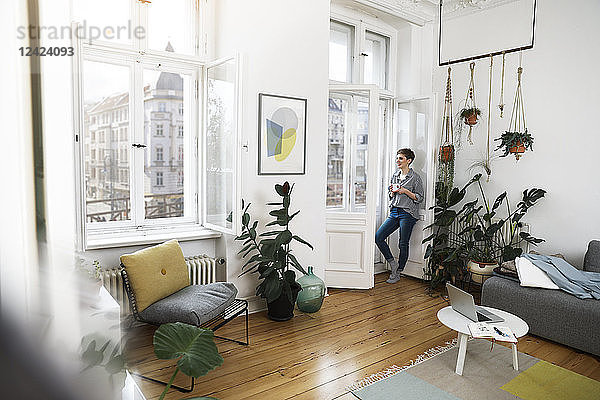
[266,107,298,161]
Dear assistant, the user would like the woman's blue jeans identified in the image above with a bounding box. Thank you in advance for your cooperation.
[375,207,417,272]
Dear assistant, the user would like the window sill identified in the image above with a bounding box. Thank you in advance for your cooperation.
[85,226,221,250]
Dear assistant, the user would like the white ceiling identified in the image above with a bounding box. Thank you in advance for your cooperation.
[334,0,519,25]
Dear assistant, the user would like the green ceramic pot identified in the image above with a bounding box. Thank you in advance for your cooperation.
[296,266,325,313]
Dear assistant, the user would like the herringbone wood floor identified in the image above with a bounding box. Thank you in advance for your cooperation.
[125,274,600,400]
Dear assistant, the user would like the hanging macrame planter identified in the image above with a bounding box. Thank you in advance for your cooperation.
[440,67,455,163]
[498,52,506,118]
[495,61,534,160]
[438,67,456,193]
[459,62,482,145]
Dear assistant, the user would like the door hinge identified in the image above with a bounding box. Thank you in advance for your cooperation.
[195,80,199,99]
[75,133,79,142]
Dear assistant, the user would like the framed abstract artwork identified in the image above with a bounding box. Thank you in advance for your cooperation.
[258,93,307,175]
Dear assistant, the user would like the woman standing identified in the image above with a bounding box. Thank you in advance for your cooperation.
[375,148,424,283]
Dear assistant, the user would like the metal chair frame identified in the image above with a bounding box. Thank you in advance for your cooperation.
[121,267,249,393]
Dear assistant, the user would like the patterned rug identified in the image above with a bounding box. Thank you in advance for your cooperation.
[348,339,600,400]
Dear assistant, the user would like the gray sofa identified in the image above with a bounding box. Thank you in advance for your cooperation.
[481,240,600,356]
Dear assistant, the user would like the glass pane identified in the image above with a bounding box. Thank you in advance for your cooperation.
[353,100,369,210]
[206,60,236,230]
[73,0,132,45]
[146,0,194,55]
[143,68,190,219]
[329,21,354,82]
[364,31,389,89]
[397,100,429,210]
[397,107,410,149]
[82,61,131,223]
[327,97,347,208]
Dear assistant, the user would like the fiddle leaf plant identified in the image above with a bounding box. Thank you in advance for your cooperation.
[235,182,313,304]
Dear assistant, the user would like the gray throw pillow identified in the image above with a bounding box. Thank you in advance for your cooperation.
[584,240,600,273]
[139,282,238,326]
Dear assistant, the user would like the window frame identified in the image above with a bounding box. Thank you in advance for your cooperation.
[329,11,397,96]
[71,8,242,249]
[201,55,243,236]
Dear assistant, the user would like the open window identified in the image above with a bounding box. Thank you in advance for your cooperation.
[202,56,242,236]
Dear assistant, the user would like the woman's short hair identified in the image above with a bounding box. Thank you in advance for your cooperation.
[397,148,415,162]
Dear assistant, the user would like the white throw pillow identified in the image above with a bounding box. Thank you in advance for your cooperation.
[516,257,560,290]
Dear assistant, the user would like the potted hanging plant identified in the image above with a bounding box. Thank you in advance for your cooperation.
[439,143,455,162]
[497,66,533,160]
[459,107,481,126]
[235,182,313,321]
[495,129,534,160]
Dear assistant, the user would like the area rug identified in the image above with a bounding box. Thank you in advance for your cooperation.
[348,339,600,400]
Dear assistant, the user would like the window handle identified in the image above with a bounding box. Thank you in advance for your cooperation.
[360,52,369,57]
[132,143,147,148]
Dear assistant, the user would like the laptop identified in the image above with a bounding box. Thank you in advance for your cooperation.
[446,283,504,323]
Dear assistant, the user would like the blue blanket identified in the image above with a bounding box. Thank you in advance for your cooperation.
[522,254,600,300]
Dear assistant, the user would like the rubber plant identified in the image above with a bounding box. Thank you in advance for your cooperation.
[235,182,313,320]
[153,322,223,400]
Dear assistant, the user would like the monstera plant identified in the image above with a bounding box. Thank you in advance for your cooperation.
[153,322,223,400]
[235,181,313,321]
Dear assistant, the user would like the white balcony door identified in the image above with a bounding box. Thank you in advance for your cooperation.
[326,85,379,288]
[387,97,436,279]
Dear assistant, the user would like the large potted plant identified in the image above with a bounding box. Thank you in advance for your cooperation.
[457,175,546,282]
[235,182,313,321]
[423,175,481,290]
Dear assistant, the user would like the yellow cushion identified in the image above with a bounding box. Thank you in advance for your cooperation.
[120,240,190,312]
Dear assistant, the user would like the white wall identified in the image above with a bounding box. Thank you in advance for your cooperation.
[433,0,600,266]
[396,23,435,98]
[213,0,330,307]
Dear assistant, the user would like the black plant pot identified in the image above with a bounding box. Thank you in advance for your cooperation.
[267,289,300,321]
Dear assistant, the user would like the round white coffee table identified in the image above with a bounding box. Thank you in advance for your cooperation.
[437,306,529,375]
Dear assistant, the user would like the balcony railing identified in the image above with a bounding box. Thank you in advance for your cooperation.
[86,192,183,222]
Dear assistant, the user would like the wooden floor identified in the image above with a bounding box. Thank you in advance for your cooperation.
[125,274,600,400]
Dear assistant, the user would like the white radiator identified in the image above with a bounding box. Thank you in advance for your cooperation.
[101,254,222,315]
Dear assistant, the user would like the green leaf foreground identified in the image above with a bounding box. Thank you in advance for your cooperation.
[153,322,224,400]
